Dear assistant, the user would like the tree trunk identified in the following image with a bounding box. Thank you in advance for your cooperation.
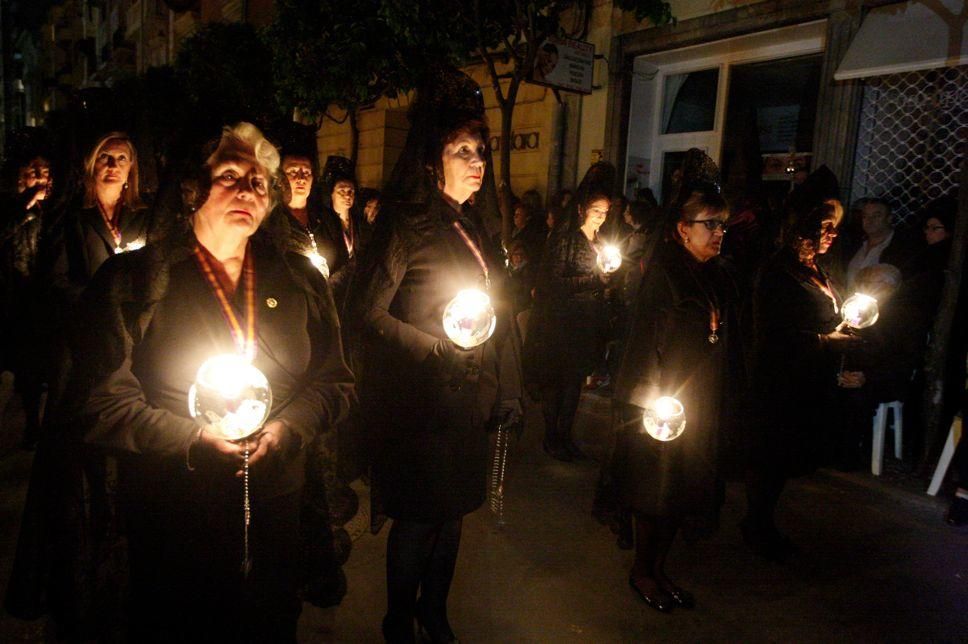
[499,77,523,249]
[349,107,360,169]
[920,159,968,473]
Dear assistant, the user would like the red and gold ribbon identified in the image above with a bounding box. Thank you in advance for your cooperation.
[192,243,257,361]
[451,219,489,287]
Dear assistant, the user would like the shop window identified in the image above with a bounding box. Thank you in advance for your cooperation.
[661,68,719,134]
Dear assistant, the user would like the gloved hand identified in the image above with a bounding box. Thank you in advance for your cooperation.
[428,340,482,388]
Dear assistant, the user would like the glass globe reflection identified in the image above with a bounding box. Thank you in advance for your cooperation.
[307,251,330,278]
[596,244,622,274]
[188,354,272,441]
[642,396,686,442]
[841,293,879,330]
[442,288,497,349]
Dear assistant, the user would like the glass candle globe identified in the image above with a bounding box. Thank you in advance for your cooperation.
[442,288,497,349]
[188,353,272,441]
[596,244,622,274]
[642,396,686,442]
[307,251,330,278]
[841,293,879,330]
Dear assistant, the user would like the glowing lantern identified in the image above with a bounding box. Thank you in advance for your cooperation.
[839,293,879,331]
[596,244,622,274]
[188,354,272,441]
[442,288,496,349]
[642,396,686,442]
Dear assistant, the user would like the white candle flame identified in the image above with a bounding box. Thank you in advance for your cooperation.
[597,244,622,274]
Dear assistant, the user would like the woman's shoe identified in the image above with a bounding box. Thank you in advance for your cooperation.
[415,601,458,644]
[382,613,416,644]
[658,580,695,609]
[628,575,674,613]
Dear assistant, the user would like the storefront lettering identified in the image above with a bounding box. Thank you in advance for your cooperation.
[489,131,540,152]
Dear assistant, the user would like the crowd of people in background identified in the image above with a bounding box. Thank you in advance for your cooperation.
[0,66,965,642]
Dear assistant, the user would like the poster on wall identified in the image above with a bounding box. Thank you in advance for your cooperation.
[528,36,595,95]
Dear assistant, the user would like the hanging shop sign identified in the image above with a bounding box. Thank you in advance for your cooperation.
[528,36,595,95]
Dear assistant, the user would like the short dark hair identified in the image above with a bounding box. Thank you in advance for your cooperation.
[670,184,728,241]
[857,197,893,217]
[425,118,490,189]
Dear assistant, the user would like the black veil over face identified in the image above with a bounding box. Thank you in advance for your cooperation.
[564,161,617,230]
[382,66,500,228]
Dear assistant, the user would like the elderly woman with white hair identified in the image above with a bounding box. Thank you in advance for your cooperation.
[67,123,354,641]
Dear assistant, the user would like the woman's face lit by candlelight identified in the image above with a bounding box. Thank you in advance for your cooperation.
[195,155,270,240]
[678,208,727,263]
[440,131,486,206]
[817,217,838,254]
[93,139,133,189]
[283,155,313,207]
[580,198,610,234]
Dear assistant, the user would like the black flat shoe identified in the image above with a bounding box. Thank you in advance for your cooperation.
[659,581,695,609]
[382,614,416,644]
[628,576,674,613]
[543,439,573,462]
[415,601,458,644]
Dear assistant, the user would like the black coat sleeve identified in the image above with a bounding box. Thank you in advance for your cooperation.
[75,256,200,456]
[358,222,439,365]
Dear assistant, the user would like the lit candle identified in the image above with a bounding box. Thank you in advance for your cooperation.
[115,237,146,254]
[442,288,497,349]
[838,293,879,331]
[596,244,622,274]
[642,396,686,441]
[306,232,330,278]
[188,353,273,441]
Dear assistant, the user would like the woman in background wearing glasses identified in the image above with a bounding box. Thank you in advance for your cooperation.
[611,184,736,613]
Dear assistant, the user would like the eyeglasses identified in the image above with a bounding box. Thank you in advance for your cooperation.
[923,224,946,233]
[284,169,313,180]
[685,219,728,232]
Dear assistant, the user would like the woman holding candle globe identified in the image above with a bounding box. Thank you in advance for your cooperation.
[744,197,863,561]
[611,158,735,612]
[348,69,521,643]
[67,123,354,641]
[525,162,616,462]
[46,132,151,307]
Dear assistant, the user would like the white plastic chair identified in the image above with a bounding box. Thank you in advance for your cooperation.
[927,415,962,496]
[871,400,903,476]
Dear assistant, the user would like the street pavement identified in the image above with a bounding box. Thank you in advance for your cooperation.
[1,388,966,642]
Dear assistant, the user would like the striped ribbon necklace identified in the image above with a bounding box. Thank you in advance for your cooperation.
[192,242,257,361]
[451,219,490,289]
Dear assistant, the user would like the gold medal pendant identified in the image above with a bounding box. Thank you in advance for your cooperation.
[708,332,719,345]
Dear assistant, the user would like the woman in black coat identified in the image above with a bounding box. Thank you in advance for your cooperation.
[526,185,611,461]
[744,199,860,560]
[68,123,354,641]
[42,132,152,310]
[612,185,733,612]
[350,95,521,642]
